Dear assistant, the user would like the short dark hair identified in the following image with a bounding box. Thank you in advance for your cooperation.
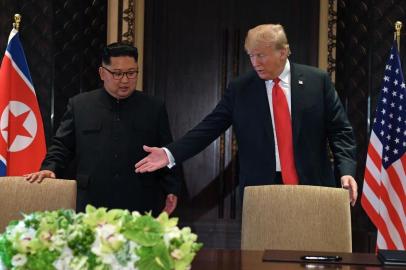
[102,42,138,65]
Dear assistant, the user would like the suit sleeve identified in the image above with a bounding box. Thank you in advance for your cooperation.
[166,85,234,163]
[323,73,357,178]
[40,99,75,176]
[156,103,182,196]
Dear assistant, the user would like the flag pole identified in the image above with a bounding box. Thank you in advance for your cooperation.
[395,21,402,55]
[13,14,21,31]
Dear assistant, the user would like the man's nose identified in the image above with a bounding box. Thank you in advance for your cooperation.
[251,57,260,67]
[120,74,130,82]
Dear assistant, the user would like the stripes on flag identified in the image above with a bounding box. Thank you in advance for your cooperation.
[361,42,406,250]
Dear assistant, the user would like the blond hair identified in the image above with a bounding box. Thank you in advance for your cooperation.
[244,24,290,54]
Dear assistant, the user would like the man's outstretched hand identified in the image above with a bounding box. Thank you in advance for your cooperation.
[135,145,170,173]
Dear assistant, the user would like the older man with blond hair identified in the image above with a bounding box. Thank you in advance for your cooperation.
[135,24,358,206]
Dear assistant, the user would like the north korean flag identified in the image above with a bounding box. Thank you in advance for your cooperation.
[0,28,46,176]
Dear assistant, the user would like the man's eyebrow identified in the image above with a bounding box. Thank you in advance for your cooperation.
[110,68,138,71]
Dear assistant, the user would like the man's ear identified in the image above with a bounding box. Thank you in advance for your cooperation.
[280,47,289,59]
[98,67,105,80]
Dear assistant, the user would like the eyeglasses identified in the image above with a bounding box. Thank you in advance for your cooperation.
[102,66,139,80]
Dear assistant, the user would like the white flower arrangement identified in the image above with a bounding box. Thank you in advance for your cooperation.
[0,206,202,270]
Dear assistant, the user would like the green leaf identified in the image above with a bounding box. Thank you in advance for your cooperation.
[67,225,95,256]
[0,236,16,268]
[172,241,203,270]
[136,243,173,270]
[157,213,178,229]
[25,249,60,270]
[82,205,131,228]
[123,215,163,246]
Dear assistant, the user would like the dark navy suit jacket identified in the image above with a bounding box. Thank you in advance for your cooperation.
[167,63,356,192]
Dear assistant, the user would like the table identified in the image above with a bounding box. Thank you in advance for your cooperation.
[191,249,404,269]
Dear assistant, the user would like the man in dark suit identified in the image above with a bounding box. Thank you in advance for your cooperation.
[135,24,358,205]
[25,42,180,215]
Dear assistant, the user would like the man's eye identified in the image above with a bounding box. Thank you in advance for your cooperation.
[114,72,123,76]
[127,71,137,75]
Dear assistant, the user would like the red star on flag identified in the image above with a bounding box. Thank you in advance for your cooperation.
[2,110,32,146]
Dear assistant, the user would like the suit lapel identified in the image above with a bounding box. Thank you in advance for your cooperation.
[290,63,306,145]
[250,75,275,149]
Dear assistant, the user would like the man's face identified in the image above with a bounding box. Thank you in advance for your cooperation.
[246,45,288,80]
[99,56,138,99]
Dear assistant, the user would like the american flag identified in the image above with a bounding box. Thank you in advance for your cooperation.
[361,42,406,250]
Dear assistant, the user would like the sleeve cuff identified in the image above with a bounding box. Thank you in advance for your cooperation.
[162,147,176,168]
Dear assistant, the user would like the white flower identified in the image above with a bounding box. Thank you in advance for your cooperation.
[0,259,6,270]
[8,221,26,240]
[13,227,37,252]
[69,256,88,270]
[97,224,117,239]
[51,229,67,248]
[171,249,183,260]
[53,247,74,270]
[20,227,36,240]
[92,223,125,255]
[11,254,27,267]
[132,211,141,218]
[99,252,116,265]
[90,225,141,269]
[129,241,140,262]
[163,226,181,246]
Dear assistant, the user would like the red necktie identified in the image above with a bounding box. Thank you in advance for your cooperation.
[272,78,299,184]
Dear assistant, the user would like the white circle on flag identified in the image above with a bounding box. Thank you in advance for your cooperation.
[0,101,38,152]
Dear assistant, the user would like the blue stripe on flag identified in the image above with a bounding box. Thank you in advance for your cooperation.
[6,32,33,85]
[0,158,6,176]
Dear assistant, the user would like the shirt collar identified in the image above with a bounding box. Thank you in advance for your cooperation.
[279,59,290,84]
[270,59,290,84]
[101,88,137,109]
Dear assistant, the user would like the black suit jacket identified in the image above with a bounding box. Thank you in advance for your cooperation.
[167,63,356,192]
[42,89,180,214]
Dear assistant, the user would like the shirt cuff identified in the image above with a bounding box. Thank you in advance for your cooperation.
[162,147,176,168]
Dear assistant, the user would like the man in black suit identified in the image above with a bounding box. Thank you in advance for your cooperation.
[25,43,180,215]
[135,24,358,205]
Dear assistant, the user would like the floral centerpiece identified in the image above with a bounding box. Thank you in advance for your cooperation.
[0,206,202,270]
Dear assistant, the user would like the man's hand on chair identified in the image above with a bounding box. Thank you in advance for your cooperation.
[340,175,358,207]
[24,170,56,183]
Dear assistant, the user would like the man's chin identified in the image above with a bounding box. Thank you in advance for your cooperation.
[118,89,134,99]
[256,72,270,80]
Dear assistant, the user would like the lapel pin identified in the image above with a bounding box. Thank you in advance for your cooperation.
[298,80,303,85]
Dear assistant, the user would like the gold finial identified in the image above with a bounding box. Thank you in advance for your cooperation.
[13,14,21,31]
[394,21,402,52]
